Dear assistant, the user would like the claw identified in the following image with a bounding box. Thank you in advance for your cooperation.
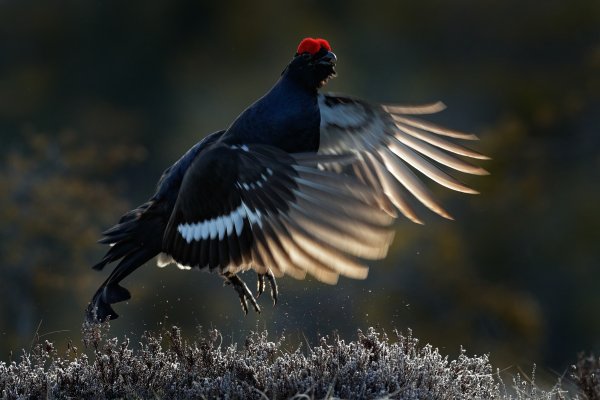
[257,274,265,298]
[266,272,278,305]
[223,272,261,314]
[257,270,278,306]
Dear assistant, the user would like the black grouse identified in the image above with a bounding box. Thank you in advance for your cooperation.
[87,37,488,321]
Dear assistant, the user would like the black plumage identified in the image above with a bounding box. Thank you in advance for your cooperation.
[87,37,487,321]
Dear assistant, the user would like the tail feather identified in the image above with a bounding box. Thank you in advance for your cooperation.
[93,240,138,270]
[96,202,153,244]
[104,282,131,303]
[87,247,157,321]
[87,201,165,321]
[86,290,120,321]
[116,202,152,224]
[101,221,136,237]
[98,229,135,244]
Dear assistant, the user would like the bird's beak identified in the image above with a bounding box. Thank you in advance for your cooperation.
[319,51,337,65]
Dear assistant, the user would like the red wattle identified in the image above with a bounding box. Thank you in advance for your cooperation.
[316,38,331,52]
[297,37,332,55]
[297,38,321,55]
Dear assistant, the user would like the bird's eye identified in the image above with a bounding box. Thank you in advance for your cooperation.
[302,53,311,60]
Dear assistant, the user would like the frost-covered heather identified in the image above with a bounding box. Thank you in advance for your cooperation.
[0,323,586,399]
[571,353,600,400]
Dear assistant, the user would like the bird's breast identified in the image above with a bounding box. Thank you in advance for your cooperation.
[222,86,321,153]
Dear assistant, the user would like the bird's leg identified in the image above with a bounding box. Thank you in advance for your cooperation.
[256,269,278,305]
[223,272,261,315]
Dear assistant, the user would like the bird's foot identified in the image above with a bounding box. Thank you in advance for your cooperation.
[256,270,278,305]
[223,272,261,315]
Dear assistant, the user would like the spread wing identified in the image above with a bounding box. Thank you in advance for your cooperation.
[318,93,490,224]
[161,143,395,284]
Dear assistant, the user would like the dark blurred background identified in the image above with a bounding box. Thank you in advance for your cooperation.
[1,0,598,384]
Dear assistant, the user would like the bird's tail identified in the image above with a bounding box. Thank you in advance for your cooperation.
[87,201,165,322]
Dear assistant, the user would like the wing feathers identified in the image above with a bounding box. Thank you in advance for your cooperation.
[392,129,489,175]
[290,201,392,255]
[378,147,453,220]
[382,101,447,115]
[282,217,369,280]
[393,121,490,160]
[287,205,391,259]
[161,143,395,284]
[387,139,479,194]
[161,92,488,284]
[259,219,307,279]
[319,93,488,222]
[364,152,423,224]
[391,114,480,140]
[277,217,340,284]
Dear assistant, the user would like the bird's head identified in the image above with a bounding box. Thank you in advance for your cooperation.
[283,37,337,90]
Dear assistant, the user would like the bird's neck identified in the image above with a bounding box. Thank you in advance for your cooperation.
[221,74,321,153]
[280,66,320,95]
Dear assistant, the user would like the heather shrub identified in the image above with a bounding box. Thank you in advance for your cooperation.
[0,323,590,399]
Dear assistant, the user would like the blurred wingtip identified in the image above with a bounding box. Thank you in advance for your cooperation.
[476,167,491,176]
[383,101,447,115]
[440,210,455,221]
